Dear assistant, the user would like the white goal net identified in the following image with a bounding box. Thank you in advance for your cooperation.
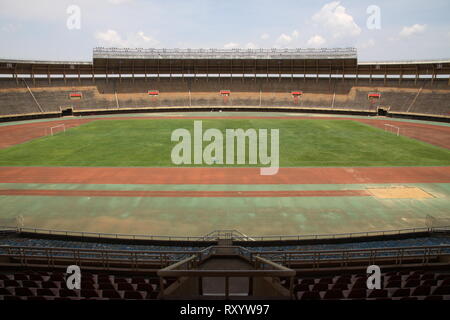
[384,123,400,136]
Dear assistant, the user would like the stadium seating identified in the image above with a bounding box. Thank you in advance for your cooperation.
[290,270,450,300]
[1,78,449,117]
[0,270,162,300]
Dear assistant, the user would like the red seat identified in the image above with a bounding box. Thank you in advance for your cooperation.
[4,280,20,287]
[131,277,146,284]
[392,288,410,297]
[37,288,56,297]
[137,283,153,293]
[368,289,388,298]
[293,284,310,293]
[386,280,401,288]
[80,289,99,298]
[318,278,333,284]
[323,290,344,300]
[15,288,35,297]
[300,279,315,285]
[432,286,450,295]
[22,280,39,288]
[14,274,29,281]
[124,291,143,300]
[404,279,420,288]
[331,283,348,290]
[0,288,12,295]
[98,283,115,291]
[59,289,78,297]
[311,283,328,292]
[412,286,431,296]
[118,282,134,291]
[347,289,366,299]
[102,290,122,299]
[300,291,321,300]
[42,281,59,289]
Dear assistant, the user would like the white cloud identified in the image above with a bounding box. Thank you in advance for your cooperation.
[245,42,258,49]
[95,29,159,47]
[292,30,299,38]
[307,35,326,47]
[399,24,427,38]
[260,33,270,40]
[224,42,240,49]
[312,1,361,38]
[277,33,292,44]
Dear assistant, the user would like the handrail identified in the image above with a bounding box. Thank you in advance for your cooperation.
[1,225,448,243]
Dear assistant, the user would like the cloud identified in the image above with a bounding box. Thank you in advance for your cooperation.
[245,42,258,49]
[260,33,270,40]
[224,42,240,49]
[307,35,326,47]
[399,24,427,37]
[312,1,361,38]
[277,33,292,44]
[292,30,299,38]
[95,29,159,47]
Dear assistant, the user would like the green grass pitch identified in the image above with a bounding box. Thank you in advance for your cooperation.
[0,119,449,167]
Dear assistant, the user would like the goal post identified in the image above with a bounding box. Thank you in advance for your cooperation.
[384,123,400,136]
[49,124,66,136]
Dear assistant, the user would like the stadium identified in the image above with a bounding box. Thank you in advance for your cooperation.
[0,45,449,305]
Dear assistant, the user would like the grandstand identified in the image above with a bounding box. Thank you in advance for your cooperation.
[1,226,450,300]
[0,48,449,121]
[0,47,449,303]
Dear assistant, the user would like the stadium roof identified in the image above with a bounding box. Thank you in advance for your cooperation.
[92,47,358,60]
[0,48,449,76]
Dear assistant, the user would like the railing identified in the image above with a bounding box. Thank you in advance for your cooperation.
[0,245,202,270]
[1,225,447,244]
[157,246,295,299]
[254,245,450,269]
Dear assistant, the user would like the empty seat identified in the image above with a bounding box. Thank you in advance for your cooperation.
[131,277,146,284]
[422,279,438,287]
[421,273,435,280]
[118,283,134,291]
[0,288,12,295]
[124,291,143,300]
[432,286,450,295]
[412,286,431,296]
[102,290,122,299]
[114,278,129,284]
[300,279,315,285]
[311,283,328,292]
[387,275,401,282]
[37,288,56,297]
[323,290,344,300]
[27,296,48,301]
[29,274,44,281]
[331,283,348,290]
[15,288,35,297]
[347,289,366,299]
[98,283,115,291]
[14,274,29,281]
[137,283,153,293]
[4,280,20,287]
[386,280,402,288]
[293,284,310,293]
[335,276,352,284]
[80,289,99,298]
[0,274,9,280]
[424,295,443,300]
[22,280,39,288]
[404,279,420,288]
[59,289,78,298]
[80,282,96,290]
[300,291,321,300]
[42,281,58,289]
[392,288,410,297]
[318,278,333,285]
[368,289,388,298]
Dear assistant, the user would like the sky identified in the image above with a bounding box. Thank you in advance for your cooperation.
[0,0,449,62]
